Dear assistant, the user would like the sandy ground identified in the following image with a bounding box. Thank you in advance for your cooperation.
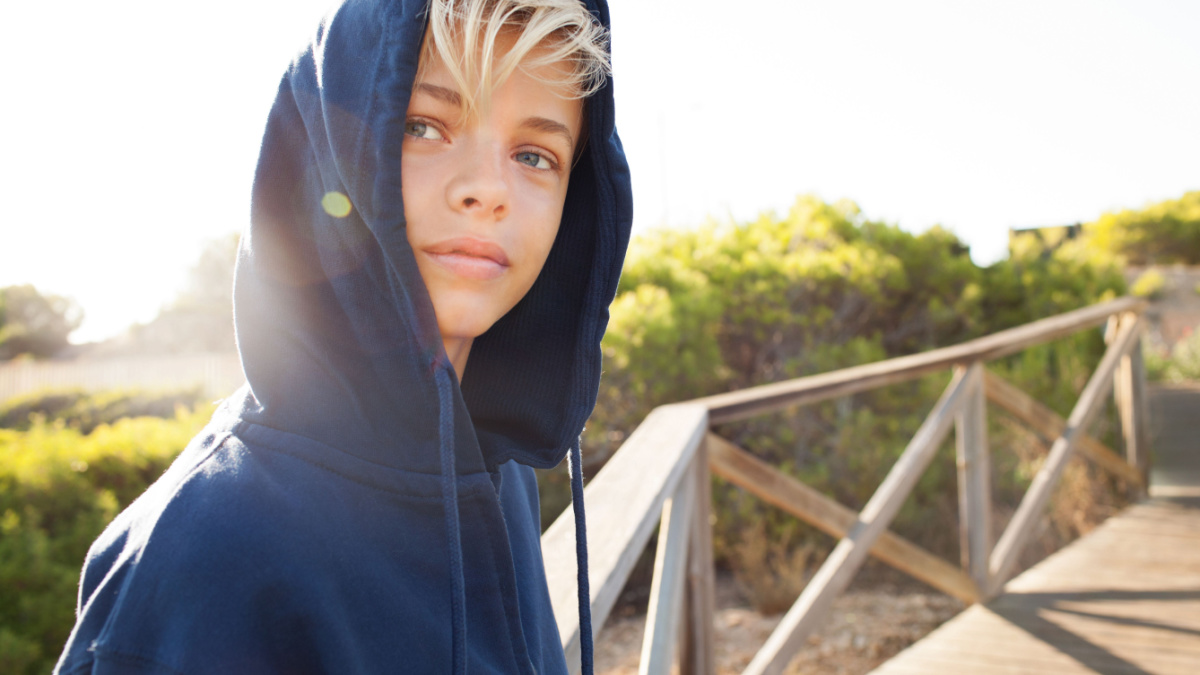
[594,578,962,675]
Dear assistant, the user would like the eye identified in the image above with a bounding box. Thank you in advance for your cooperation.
[515,150,554,170]
[404,120,444,141]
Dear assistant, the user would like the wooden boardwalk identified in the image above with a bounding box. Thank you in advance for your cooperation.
[869,498,1200,674]
[870,385,1200,675]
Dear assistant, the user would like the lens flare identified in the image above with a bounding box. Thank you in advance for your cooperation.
[321,191,353,218]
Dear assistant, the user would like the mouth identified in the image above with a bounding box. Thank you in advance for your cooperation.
[423,237,511,280]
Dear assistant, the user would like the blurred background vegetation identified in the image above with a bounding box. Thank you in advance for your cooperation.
[0,389,212,674]
[2,190,1198,673]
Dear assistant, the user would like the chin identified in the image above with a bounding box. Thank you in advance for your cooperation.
[437,315,497,342]
[430,290,516,343]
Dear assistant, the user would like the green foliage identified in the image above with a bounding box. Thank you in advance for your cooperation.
[981,236,1126,419]
[982,236,1124,331]
[0,398,211,675]
[587,197,981,457]
[1087,191,1200,265]
[0,388,205,434]
[567,195,1130,609]
[0,286,82,360]
[1130,269,1168,299]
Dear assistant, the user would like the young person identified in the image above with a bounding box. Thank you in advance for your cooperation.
[54,0,631,673]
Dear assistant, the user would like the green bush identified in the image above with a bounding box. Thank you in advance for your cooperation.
[0,404,211,675]
[1130,270,1168,299]
[553,195,1130,608]
[1087,191,1200,265]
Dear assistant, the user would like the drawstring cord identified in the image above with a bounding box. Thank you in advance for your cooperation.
[568,443,593,675]
[436,367,468,675]
[437,363,592,675]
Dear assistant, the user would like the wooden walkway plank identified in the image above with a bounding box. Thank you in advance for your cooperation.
[868,498,1200,675]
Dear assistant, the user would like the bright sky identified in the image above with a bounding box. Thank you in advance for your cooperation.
[2,0,1197,343]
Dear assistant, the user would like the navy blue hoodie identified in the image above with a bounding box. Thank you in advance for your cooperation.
[54,0,632,672]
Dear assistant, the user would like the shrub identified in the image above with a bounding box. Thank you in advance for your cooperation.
[558,195,1130,611]
[1130,270,1168,299]
[1087,191,1200,265]
[0,404,212,675]
[730,519,814,614]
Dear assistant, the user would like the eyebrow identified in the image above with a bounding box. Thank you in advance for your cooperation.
[521,117,576,152]
[412,83,462,107]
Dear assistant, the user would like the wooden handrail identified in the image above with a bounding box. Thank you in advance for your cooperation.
[542,297,1151,674]
[542,403,708,674]
[984,370,1144,488]
[696,296,1146,423]
[988,315,1144,590]
[638,459,696,674]
[707,433,981,603]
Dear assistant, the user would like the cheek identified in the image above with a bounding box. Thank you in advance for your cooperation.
[400,155,440,234]
[520,197,566,273]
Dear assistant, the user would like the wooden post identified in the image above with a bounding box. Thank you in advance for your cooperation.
[638,459,697,675]
[542,404,709,674]
[680,441,716,675]
[988,316,1142,592]
[741,368,972,675]
[1115,316,1151,491]
[955,362,992,595]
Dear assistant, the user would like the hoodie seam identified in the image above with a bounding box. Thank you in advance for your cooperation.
[238,422,492,500]
[91,646,188,675]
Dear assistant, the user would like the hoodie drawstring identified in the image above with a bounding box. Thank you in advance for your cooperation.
[436,367,468,675]
[568,443,593,675]
[437,363,593,675]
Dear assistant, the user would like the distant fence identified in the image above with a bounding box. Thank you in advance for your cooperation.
[0,353,245,402]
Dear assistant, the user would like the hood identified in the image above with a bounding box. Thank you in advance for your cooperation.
[233,0,632,476]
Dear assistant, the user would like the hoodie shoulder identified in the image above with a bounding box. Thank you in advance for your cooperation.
[58,425,522,675]
[59,433,331,674]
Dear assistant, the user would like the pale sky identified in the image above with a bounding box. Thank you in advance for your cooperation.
[2,0,1198,343]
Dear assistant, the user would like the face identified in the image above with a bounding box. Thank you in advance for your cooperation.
[402,45,583,362]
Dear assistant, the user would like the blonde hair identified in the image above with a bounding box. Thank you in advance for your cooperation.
[423,0,611,116]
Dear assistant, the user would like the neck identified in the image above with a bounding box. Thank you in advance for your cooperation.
[442,336,473,380]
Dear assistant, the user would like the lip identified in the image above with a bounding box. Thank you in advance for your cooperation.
[423,237,511,280]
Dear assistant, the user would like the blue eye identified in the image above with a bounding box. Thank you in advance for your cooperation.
[515,151,552,170]
[404,120,444,141]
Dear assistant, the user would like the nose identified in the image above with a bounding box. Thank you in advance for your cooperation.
[446,142,509,221]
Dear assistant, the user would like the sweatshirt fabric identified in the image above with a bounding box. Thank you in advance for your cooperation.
[54,0,632,672]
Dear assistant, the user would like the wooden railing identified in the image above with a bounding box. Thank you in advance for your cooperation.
[542,296,1150,675]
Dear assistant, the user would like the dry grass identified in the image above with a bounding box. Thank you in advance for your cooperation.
[730,520,816,614]
[594,577,963,675]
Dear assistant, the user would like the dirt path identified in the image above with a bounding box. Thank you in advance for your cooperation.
[594,580,962,675]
